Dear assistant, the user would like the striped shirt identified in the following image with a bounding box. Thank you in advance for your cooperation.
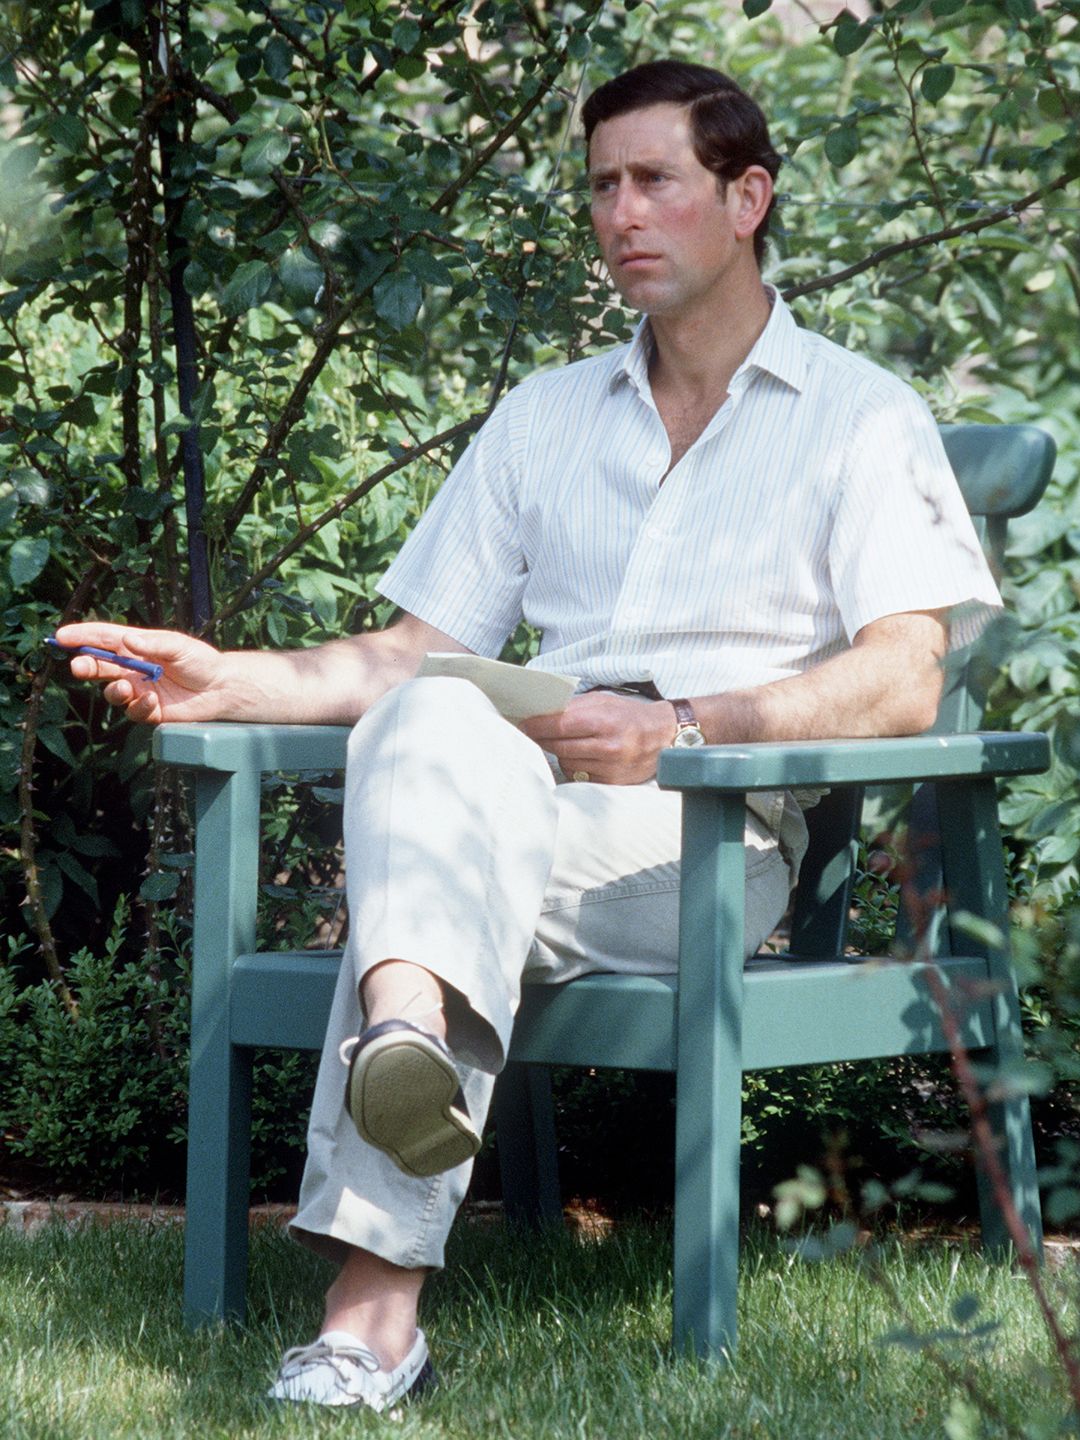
[378,290,1001,699]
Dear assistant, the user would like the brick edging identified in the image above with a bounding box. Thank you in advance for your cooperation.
[0,1199,297,1237]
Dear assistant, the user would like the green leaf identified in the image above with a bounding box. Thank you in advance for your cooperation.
[392,17,421,50]
[373,271,423,330]
[834,20,871,56]
[56,851,98,905]
[1037,87,1066,121]
[1046,1186,1080,1225]
[404,250,455,287]
[140,872,180,902]
[220,260,273,314]
[8,535,49,586]
[824,126,860,166]
[241,130,292,178]
[37,725,77,767]
[236,48,260,82]
[1035,834,1080,866]
[263,36,293,80]
[13,470,50,506]
[394,56,426,81]
[921,64,956,102]
[47,113,89,154]
[743,0,773,15]
[158,851,195,869]
[279,248,324,303]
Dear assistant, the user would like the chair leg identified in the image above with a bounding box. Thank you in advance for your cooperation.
[184,765,262,1327]
[976,1086,1043,1261]
[494,1061,562,1226]
[673,790,748,1360]
[184,1043,254,1326]
[937,778,1043,1262]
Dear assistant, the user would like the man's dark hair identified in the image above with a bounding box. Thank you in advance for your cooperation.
[582,60,782,266]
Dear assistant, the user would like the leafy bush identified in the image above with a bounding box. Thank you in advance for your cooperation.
[0,901,188,1193]
[1,0,1077,1200]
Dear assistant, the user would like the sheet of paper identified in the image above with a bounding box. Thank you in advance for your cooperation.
[417,653,579,721]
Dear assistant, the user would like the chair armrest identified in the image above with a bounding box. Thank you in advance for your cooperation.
[152,722,352,774]
[657,731,1049,793]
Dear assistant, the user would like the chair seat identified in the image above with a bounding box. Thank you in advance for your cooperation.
[228,949,996,1071]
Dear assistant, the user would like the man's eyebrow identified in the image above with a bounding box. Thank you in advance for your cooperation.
[588,158,678,181]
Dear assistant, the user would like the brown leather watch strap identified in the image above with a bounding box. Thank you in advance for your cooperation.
[670,698,696,729]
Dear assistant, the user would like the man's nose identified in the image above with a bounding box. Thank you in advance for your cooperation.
[610,180,644,230]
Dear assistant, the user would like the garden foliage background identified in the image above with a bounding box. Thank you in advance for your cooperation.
[1,0,1078,1204]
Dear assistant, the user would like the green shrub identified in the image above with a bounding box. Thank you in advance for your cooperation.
[1,0,1077,1206]
[0,900,320,1199]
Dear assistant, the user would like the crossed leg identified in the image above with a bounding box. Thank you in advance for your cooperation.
[275,676,796,1405]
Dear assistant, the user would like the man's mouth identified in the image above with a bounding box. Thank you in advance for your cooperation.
[617,251,661,270]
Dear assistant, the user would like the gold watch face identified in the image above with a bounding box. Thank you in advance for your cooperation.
[673,724,707,748]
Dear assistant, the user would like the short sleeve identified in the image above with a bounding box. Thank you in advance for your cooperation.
[377,391,529,656]
[829,386,1002,649]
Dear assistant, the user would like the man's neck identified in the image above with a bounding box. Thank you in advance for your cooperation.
[647,275,773,404]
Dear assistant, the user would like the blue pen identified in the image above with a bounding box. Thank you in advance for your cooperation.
[46,636,164,683]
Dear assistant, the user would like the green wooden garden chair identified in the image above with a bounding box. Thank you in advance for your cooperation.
[155,421,1054,1358]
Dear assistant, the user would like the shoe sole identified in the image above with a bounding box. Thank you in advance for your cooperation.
[346,1030,481,1178]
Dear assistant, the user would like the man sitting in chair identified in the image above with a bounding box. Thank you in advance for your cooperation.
[59,60,1000,1411]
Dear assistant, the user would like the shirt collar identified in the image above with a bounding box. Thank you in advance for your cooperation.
[609,284,806,397]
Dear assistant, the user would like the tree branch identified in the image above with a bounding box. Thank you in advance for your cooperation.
[782,172,1076,301]
[922,961,1080,1412]
[19,561,111,1013]
[205,411,486,633]
[218,295,361,536]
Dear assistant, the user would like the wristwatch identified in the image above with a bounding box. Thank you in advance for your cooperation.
[669,698,707,748]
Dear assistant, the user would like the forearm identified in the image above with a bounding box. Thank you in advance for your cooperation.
[214,629,433,725]
[690,612,947,745]
[518,612,947,786]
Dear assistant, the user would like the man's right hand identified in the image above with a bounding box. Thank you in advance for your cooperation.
[53,610,475,728]
[53,622,230,726]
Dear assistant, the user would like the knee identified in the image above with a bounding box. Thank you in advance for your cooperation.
[346,676,498,766]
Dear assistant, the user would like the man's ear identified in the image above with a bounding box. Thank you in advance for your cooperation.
[731,165,774,242]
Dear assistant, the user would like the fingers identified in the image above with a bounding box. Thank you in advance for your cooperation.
[519,692,627,742]
[531,694,674,785]
[98,675,162,724]
[517,709,576,744]
[54,622,191,664]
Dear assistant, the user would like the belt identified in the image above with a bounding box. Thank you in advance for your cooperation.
[585,680,664,701]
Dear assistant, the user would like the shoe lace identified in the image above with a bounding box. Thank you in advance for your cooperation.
[278,1337,381,1390]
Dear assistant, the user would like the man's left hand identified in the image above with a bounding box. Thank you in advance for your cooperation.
[518,692,677,785]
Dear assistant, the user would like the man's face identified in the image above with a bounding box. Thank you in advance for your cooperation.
[588,102,756,318]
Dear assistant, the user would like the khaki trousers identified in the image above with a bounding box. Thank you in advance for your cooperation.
[292,676,802,1269]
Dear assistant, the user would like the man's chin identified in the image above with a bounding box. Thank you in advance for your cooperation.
[611,279,678,316]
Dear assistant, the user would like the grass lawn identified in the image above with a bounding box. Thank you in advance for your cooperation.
[0,1214,1070,1439]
